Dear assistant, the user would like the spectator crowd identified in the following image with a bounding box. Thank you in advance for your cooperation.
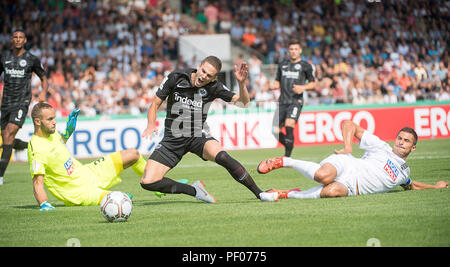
[1,0,192,117]
[187,0,449,106]
[0,0,448,119]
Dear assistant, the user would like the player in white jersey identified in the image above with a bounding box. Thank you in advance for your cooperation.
[257,120,448,199]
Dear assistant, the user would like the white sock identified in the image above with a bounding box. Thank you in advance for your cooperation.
[288,185,323,199]
[283,157,320,182]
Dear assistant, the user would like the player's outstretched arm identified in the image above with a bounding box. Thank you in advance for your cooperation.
[402,180,449,191]
[334,120,365,155]
[61,108,80,143]
[38,76,49,102]
[142,97,163,140]
[33,174,55,211]
[231,62,250,107]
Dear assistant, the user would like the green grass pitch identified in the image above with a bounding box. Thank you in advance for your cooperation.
[0,139,449,247]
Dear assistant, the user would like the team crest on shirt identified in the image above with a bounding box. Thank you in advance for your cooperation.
[384,159,399,182]
[19,59,27,67]
[64,158,74,175]
[294,64,301,70]
[198,88,207,97]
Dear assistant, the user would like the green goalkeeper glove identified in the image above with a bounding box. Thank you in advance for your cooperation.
[39,201,55,211]
[61,108,80,142]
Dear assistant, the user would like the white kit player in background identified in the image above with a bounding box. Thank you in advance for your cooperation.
[257,120,448,199]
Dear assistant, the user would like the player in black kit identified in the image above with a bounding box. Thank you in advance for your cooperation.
[140,56,279,202]
[269,39,316,158]
[0,29,48,185]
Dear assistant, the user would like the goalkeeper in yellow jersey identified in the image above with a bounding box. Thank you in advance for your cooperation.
[27,102,147,211]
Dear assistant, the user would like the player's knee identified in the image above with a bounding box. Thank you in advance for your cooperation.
[119,148,141,169]
[127,148,140,161]
[321,183,348,198]
[140,175,162,185]
[314,169,333,184]
[314,164,337,184]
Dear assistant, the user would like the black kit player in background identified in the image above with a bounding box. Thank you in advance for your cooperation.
[269,39,317,157]
[0,29,48,185]
[139,56,280,202]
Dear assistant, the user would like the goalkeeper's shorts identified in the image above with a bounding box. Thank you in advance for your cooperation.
[76,152,123,206]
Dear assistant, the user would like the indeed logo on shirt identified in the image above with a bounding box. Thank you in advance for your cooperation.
[384,159,399,182]
[4,67,25,78]
[281,70,299,79]
[174,92,203,109]
[64,158,74,175]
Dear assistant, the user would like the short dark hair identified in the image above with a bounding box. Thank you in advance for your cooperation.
[288,39,301,47]
[31,102,54,123]
[201,56,222,72]
[397,127,418,145]
[12,28,26,36]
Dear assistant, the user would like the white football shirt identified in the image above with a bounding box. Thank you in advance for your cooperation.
[354,131,412,195]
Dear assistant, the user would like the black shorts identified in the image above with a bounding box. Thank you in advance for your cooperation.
[149,132,217,168]
[273,102,303,128]
[1,105,29,130]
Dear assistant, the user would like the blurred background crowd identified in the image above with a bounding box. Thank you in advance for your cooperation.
[0,0,448,118]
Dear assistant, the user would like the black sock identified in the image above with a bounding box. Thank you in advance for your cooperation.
[0,144,13,177]
[215,151,263,198]
[13,138,28,150]
[284,126,294,157]
[140,177,196,196]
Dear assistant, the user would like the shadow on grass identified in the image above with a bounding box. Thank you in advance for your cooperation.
[133,198,257,206]
[13,204,66,210]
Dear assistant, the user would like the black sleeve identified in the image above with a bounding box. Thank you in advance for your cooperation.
[155,72,177,101]
[215,82,235,102]
[305,63,315,83]
[275,63,281,82]
[32,56,46,78]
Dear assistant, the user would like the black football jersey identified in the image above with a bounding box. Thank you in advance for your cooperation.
[275,59,315,104]
[156,68,235,137]
[0,50,46,109]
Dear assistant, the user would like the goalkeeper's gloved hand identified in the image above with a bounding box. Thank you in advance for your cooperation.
[39,201,55,211]
[61,108,80,141]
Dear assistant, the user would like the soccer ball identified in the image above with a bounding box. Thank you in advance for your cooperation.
[100,191,133,222]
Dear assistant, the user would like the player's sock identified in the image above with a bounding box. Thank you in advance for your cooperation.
[131,154,146,176]
[0,144,13,178]
[283,157,320,182]
[284,126,294,157]
[140,177,196,196]
[215,151,263,198]
[13,138,28,150]
[288,185,323,199]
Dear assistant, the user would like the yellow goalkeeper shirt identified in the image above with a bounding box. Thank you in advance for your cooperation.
[27,131,89,206]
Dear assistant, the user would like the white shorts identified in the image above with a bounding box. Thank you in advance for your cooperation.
[320,154,358,196]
